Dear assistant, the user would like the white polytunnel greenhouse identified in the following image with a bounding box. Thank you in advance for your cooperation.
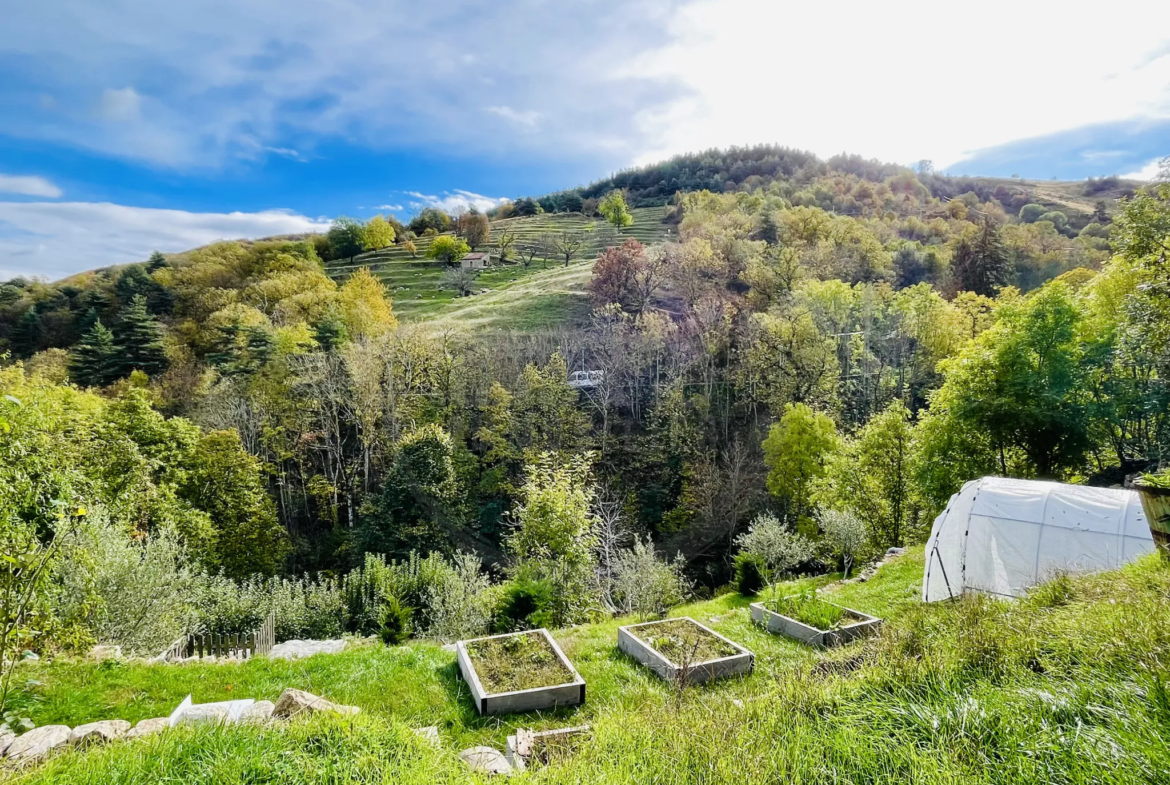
[922,477,1155,602]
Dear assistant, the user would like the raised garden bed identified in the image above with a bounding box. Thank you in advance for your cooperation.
[617,617,753,685]
[750,593,881,648]
[456,628,585,715]
[506,724,591,771]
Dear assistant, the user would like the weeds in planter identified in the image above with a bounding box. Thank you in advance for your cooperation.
[466,632,573,693]
[767,592,850,630]
[637,619,737,664]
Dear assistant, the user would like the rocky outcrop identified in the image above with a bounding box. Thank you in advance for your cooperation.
[272,688,360,719]
[459,746,512,775]
[5,725,71,763]
[70,720,130,746]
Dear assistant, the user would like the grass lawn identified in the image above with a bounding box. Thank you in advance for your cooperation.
[8,549,1170,783]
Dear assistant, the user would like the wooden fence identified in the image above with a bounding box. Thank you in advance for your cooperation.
[161,611,276,662]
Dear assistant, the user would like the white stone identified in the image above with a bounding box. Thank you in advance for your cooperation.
[459,746,512,775]
[70,719,130,746]
[6,725,71,762]
[240,700,275,724]
[413,726,440,747]
[268,639,347,660]
[0,731,14,757]
[125,717,169,740]
[168,695,256,727]
[272,688,360,720]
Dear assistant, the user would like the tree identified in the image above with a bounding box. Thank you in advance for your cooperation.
[456,210,491,249]
[404,240,418,258]
[113,295,168,378]
[426,235,470,264]
[517,241,541,269]
[443,265,478,297]
[362,215,396,250]
[338,267,397,339]
[507,453,598,625]
[409,207,452,235]
[10,309,41,358]
[761,403,838,523]
[587,238,666,313]
[599,189,634,229]
[1038,211,1069,232]
[1018,204,1046,223]
[550,231,587,266]
[513,198,541,217]
[496,230,517,263]
[952,218,1012,296]
[327,217,366,260]
[69,320,121,387]
[819,509,866,578]
[734,512,813,598]
[146,251,168,272]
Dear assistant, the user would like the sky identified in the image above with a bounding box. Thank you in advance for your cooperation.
[1,0,1168,279]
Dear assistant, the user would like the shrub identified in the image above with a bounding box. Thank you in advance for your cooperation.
[733,552,767,596]
[378,596,413,645]
[493,576,556,632]
[734,513,815,595]
[423,552,493,642]
[819,509,867,578]
[611,537,691,618]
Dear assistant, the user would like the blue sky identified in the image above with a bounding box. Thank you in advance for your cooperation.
[1,0,1168,279]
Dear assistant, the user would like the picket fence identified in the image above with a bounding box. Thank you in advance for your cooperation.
[162,611,276,662]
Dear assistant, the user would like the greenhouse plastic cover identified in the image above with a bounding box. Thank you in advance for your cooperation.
[922,477,1154,602]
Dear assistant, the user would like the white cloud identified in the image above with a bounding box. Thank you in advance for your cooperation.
[0,175,62,198]
[1122,157,1168,180]
[99,87,142,122]
[0,201,331,280]
[375,204,404,211]
[485,105,542,129]
[404,190,509,215]
[625,0,1170,168]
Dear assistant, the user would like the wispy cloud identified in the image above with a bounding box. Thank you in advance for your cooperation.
[0,201,330,280]
[485,105,542,129]
[99,87,142,122]
[375,204,404,211]
[404,190,509,215]
[0,175,63,199]
[1122,157,1167,180]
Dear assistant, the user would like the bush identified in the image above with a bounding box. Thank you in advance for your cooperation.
[53,510,196,655]
[611,537,691,618]
[378,596,413,645]
[733,552,767,596]
[422,552,493,642]
[493,576,556,632]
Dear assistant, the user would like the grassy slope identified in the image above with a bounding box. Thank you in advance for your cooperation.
[325,208,672,330]
[9,550,1170,784]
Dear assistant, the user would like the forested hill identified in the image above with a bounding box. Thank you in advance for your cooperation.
[524,144,1141,219]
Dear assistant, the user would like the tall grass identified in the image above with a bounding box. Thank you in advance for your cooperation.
[9,551,1170,784]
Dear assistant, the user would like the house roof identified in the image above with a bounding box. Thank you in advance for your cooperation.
[462,252,488,259]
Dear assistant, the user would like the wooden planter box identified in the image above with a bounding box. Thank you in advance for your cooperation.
[1135,482,1170,560]
[750,599,881,648]
[618,617,753,685]
[456,629,585,716]
[505,724,591,771]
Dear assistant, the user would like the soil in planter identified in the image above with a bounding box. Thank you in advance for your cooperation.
[635,619,738,664]
[466,632,574,693]
[766,593,856,631]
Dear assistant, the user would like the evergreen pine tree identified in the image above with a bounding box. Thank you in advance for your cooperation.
[10,309,41,358]
[69,320,121,387]
[146,251,168,272]
[952,218,1012,296]
[113,295,169,377]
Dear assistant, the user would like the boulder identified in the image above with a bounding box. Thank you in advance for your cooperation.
[413,725,440,747]
[5,725,71,763]
[272,688,360,720]
[459,746,512,775]
[0,730,14,757]
[70,720,130,746]
[240,700,275,724]
[124,717,169,740]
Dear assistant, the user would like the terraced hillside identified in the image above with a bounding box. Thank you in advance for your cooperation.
[325,207,671,329]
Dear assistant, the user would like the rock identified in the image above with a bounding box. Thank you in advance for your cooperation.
[272,688,360,720]
[87,645,123,661]
[124,717,169,740]
[240,700,275,724]
[70,720,130,746]
[20,651,38,662]
[6,725,71,762]
[269,639,347,660]
[459,746,512,775]
[0,730,14,757]
[170,696,257,727]
[885,547,905,556]
[413,725,440,747]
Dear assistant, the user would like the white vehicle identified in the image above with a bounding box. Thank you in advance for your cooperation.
[568,370,604,390]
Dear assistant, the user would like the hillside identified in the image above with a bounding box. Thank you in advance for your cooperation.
[324,207,671,328]
[9,551,1170,783]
